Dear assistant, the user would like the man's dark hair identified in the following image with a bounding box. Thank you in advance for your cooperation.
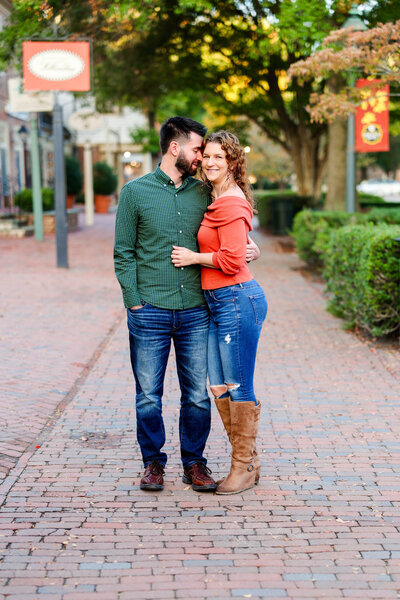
[159,116,207,155]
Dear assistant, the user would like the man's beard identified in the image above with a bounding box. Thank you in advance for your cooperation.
[176,151,198,178]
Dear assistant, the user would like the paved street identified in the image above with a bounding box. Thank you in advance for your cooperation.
[1,212,400,600]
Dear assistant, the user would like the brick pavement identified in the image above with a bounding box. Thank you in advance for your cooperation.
[1,214,400,599]
[0,213,123,480]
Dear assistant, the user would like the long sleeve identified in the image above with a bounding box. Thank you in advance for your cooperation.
[211,218,248,274]
[113,184,142,308]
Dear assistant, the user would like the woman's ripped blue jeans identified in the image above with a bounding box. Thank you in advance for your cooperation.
[204,280,267,404]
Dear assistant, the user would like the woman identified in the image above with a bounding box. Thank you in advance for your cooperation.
[171,131,267,494]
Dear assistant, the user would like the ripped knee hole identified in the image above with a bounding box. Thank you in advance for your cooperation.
[227,383,240,392]
[210,384,228,399]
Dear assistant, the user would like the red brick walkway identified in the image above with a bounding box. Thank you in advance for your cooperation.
[0,214,399,599]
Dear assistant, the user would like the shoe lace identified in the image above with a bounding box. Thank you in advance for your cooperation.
[149,462,164,475]
[195,462,212,476]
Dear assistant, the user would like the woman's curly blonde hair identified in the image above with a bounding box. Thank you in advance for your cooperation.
[200,130,254,207]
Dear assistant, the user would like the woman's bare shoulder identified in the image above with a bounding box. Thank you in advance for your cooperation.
[218,185,246,200]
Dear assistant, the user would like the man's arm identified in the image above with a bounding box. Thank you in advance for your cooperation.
[113,184,142,308]
[246,236,261,262]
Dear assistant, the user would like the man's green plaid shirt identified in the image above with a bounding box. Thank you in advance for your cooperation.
[114,166,210,310]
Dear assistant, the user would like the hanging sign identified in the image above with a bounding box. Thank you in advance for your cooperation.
[355,79,389,153]
[23,41,90,92]
[7,77,54,112]
[69,110,104,132]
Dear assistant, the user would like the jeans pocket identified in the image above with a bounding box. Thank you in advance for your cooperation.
[249,294,268,325]
[210,287,235,303]
[127,302,149,316]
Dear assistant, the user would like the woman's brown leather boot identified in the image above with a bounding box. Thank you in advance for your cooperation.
[215,396,261,485]
[216,399,259,495]
[214,396,232,485]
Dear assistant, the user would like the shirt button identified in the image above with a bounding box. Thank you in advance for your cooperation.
[175,194,177,197]
[181,267,184,270]
[164,184,166,187]
[181,285,184,288]
[178,211,181,215]
[179,230,182,233]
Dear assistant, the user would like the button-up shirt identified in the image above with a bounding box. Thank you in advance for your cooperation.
[114,166,210,309]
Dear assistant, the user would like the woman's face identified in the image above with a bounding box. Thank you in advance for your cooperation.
[201,142,229,185]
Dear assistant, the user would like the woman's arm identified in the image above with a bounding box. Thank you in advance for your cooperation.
[171,246,216,268]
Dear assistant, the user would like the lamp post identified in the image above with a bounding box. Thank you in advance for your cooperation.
[394,237,400,344]
[342,3,367,214]
[18,125,30,187]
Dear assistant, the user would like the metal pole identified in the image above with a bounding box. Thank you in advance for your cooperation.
[29,114,43,241]
[395,238,400,345]
[84,141,94,226]
[53,92,68,268]
[346,110,356,214]
[342,4,367,214]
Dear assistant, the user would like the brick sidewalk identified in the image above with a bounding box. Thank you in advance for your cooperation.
[0,213,123,480]
[1,217,400,599]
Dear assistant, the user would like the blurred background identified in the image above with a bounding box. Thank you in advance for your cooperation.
[0,0,399,239]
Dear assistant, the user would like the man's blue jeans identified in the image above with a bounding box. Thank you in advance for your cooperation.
[127,303,211,468]
[204,280,267,404]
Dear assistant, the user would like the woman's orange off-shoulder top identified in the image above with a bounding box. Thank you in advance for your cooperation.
[197,195,254,290]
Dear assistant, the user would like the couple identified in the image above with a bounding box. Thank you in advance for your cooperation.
[114,116,267,495]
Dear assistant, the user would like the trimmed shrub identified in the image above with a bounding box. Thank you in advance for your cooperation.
[291,209,363,267]
[14,188,55,212]
[358,192,386,207]
[93,162,118,195]
[254,190,314,234]
[366,207,400,225]
[324,224,400,337]
[66,155,83,196]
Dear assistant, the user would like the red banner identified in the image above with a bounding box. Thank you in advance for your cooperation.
[355,79,389,153]
[23,41,90,92]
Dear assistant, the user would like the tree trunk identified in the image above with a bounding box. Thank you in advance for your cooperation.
[325,74,347,211]
[147,108,159,170]
[325,117,347,210]
[288,129,327,202]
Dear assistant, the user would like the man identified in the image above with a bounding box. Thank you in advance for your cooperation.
[114,116,258,492]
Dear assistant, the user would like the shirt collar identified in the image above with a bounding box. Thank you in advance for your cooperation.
[155,165,191,190]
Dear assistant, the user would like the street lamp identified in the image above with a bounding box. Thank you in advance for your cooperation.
[342,3,367,214]
[18,124,30,188]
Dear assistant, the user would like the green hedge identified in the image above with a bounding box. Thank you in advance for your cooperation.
[14,188,55,212]
[254,190,314,234]
[292,207,400,267]
[324,224,400,337]
[366,207,400,225]
[291,209,363,267]
[358,192,385,207]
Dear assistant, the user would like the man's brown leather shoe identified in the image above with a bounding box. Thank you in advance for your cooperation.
[182,462,217,492]
[140,461,164,491]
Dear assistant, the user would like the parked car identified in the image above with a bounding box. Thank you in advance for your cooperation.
[357,179,400,201]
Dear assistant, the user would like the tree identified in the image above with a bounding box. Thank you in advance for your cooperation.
[1,1,397,201]
[289,16,400,208]
[289,20,400,121]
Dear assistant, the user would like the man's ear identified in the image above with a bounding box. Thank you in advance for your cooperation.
[170,140,180,157]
